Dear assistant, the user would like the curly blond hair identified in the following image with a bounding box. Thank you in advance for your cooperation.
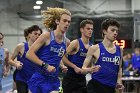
[41,7,71,30]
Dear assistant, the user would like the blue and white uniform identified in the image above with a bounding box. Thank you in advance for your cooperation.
[92,42,121,88]
[28,31,66,93]
[132,53,140,74]
[67,38,92,75]
[16,42,35,83]
[62,38,92,93]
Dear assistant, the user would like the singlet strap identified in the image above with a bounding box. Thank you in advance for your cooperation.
[50,31,67,46]
[50,31,55,41]
[89,42,92,46]
[98,42,103,49]
[115,45,121,57]
[78,38,84,49]
[21,42,29,58]
[24,42,29,53]
[79,38,92,49]
[63,36,67,46]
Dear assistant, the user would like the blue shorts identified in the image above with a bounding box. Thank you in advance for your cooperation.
[28,72,60,93]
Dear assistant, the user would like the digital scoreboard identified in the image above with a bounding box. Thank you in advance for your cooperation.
[113,40,132,49]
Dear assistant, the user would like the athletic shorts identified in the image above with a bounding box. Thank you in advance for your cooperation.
[28,72,60,93]
[13,69,17,82]
[62,73,87,93]
[16,80,28,93]
[87,79,115,93]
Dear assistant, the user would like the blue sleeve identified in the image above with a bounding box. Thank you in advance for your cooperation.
[131,55,137,69]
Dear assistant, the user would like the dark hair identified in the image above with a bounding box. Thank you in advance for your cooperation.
[28,25,43,34]
[0,32,4,38]
[24,28,29,41]
[80,19,94,28]
[101,19,120,31]
[101,19,120,37]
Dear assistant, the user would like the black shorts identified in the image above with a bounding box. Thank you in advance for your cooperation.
[16,80,28,93]
[62,73,87,93]
[87,79,115,93]
[13,69,17,82]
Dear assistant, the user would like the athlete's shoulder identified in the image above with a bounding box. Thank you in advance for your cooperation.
[90,44,99,51]
[37,31,51,43]
[71,39,78,42]
[13,42,24,53]
[115,44,123,52]
[41,31,50,38]
[87,44,99,55]
[17,42,24,48]
[69,39,79,47]
[65,37,70,46]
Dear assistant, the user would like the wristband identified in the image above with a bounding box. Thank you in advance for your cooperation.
[42,62,48,69]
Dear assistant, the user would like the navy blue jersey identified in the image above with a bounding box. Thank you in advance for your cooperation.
[92,42,121,88]
[16,42,35,83]
[132,53,140,73]
[36,31,66,77]
[123,60,129,70]
[67,38,92,75]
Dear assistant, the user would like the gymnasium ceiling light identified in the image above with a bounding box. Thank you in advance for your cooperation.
[36,0,43,5]
[33,5,41,9]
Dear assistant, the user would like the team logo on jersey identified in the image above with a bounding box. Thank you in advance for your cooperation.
[58,47,65,57]
[102,56,120,65]
[101,53,105,55]
[80,49,87,57]
[50,47,65,57]
[80,52,87,57]
[114,56,120,65]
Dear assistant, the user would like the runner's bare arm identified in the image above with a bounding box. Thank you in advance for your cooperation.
[117,48,123,84]
[9,43,24,67]
[82,45,94,74]
[26,32,49,66]
[62,40,78,69]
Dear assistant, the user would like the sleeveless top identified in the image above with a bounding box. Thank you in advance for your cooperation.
[67,38,92,75]
[16,42,35,83]
[92,42,121,88]
[132,53,140,73]
[36,31,67,77]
